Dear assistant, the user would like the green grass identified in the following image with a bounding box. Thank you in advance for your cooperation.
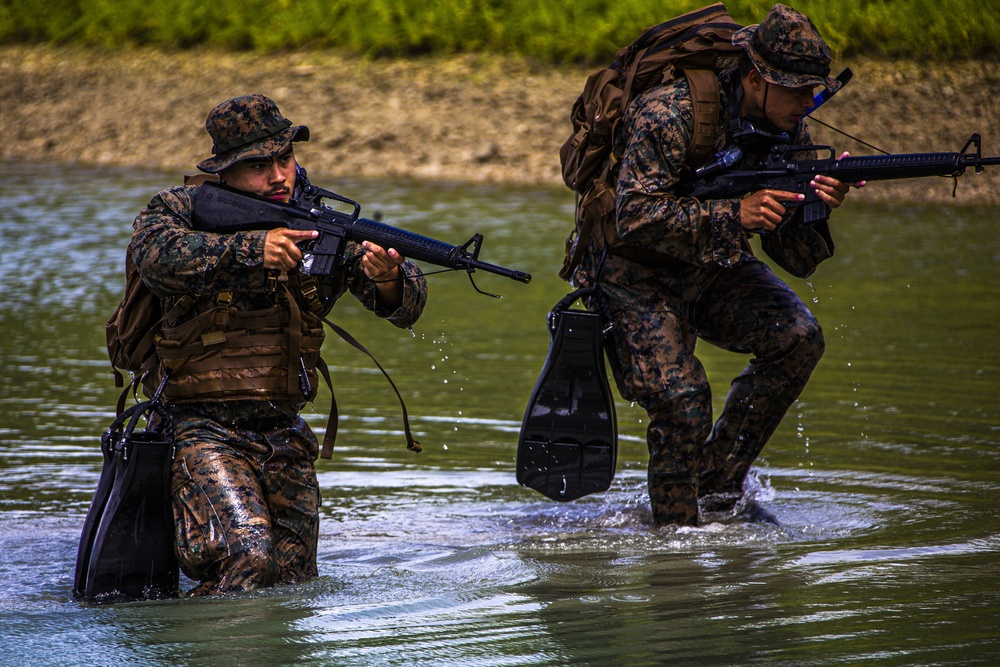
[1,0,997,62]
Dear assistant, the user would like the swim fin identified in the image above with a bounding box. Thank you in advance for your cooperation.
[517,290,617,502]
[74,396,178,603]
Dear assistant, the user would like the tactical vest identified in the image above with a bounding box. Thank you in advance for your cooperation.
[154,272,326,405]
[117,179,422,458]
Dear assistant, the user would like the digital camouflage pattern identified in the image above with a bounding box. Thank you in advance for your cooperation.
[170,414,321,596]
[131,177,428,593]
[580,65,825,526]
[197,93,310,174]
[732,3,839,93]
[613,75,745,270]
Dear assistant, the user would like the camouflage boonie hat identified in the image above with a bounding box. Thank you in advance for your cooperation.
[732,4,840,93]
[197,94,309,174]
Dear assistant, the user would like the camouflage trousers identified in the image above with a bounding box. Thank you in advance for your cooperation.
[596,255,825,526]
[169,413,321,596]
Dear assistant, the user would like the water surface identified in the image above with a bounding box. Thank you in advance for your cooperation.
[1,161,998,666]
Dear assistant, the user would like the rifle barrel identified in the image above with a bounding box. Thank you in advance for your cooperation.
[815,152,965,182]
[465,258,532,284]
[347,217,531,283]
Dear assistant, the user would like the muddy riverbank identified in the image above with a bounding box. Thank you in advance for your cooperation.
[2,46,998,203]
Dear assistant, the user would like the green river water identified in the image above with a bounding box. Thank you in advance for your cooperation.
[0,161,997,666]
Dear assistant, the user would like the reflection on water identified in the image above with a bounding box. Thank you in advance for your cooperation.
[1,161,998,666]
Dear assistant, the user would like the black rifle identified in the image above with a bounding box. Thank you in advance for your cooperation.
[680,133,1000,224]
[192,180,531,292]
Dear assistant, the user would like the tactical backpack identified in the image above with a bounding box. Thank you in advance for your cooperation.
[558,3,743,280]
[106,174,219,405]
[106,252,156,389]
[105,249,197,409]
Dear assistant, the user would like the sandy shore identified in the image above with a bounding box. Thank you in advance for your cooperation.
[2,46,998,204]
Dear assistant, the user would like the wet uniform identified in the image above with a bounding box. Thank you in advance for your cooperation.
[573,70,826,525]
[131,184,427,594]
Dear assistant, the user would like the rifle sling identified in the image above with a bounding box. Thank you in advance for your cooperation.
[319,316,421,458]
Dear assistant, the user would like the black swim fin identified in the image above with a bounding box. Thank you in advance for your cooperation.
[74,393,178,603]
[73,424,117,598]
[517,290,618,502]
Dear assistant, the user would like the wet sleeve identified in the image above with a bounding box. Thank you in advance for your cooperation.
[130,186,272,296]
[615,87,744,267]
[341,241,429,329]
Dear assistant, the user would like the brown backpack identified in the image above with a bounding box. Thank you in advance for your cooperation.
[106,252,160,390]
[106,175,213,402]
[106,252,193,407]
[558,3,743,280]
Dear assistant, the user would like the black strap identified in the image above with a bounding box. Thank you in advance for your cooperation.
[557,248,607,312]
[316,357,338,459]
[552,285,596,316]
[107,375,172,460]
[320,316,422,457]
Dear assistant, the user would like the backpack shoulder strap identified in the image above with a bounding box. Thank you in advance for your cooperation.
[681,68,721,168]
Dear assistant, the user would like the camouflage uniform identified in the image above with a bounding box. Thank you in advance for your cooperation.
[577,5,838,526]
[131,94,428,594]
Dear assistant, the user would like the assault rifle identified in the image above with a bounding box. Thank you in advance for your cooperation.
[679,133,1000,223]
[192,180,531,292]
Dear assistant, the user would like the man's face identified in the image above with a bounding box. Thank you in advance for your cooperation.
[221,147,297,202]
[742,70,817,132]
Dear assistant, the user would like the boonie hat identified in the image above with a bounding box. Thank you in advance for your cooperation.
[732,4,840,93]
[197,94,309,174]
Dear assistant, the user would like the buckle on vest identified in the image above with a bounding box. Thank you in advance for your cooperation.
[299,279,324,315]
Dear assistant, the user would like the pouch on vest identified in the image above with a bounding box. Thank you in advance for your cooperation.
[517,288,618,502]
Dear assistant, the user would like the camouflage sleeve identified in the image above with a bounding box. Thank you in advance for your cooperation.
[341,241,428,329]
[130,185,271,296]
[615,81,744,267]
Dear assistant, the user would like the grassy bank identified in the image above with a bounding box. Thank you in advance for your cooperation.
[2,0,998,63]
